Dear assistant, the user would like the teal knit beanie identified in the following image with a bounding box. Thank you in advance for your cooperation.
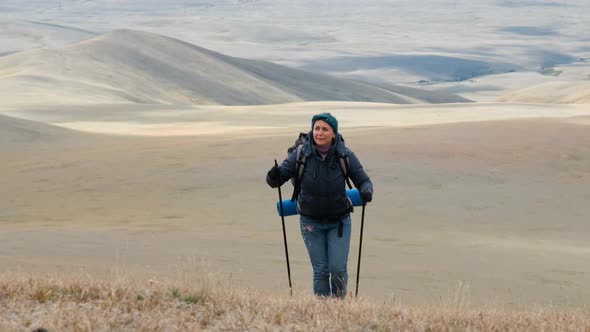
[311,113,338,135]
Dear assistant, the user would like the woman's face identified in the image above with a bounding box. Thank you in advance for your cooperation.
[313,120,336,147]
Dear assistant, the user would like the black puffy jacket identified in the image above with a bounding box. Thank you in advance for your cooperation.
[267,132,373,220]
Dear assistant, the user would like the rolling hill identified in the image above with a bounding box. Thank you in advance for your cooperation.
[498,81,590,104]
[0,29,471,106]
[0,113,80,143]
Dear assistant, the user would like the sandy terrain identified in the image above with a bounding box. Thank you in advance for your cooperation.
[1,104,589,306]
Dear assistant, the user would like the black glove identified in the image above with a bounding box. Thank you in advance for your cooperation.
[268,165,281,180]
[360,188,372,203]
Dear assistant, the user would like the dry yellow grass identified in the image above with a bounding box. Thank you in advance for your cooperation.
[1,273,589,332]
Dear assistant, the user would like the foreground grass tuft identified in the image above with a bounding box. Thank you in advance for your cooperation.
[0,274,589,331]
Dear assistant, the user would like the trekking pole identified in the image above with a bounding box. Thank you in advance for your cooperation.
[275,159,293,296]
[355,203,366,298]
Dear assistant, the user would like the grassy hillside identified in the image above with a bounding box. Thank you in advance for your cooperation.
[1,274,588,331]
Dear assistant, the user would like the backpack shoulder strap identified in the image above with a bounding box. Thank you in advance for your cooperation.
[291,144,307,201]
[296,144,306,179]
[338,153,353,189]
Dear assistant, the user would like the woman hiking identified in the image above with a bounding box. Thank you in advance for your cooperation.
[266,113,373,298]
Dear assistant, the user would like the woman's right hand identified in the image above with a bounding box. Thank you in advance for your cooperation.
[268,165,281,180]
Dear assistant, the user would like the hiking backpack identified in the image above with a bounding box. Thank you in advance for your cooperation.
[287,132,353,202]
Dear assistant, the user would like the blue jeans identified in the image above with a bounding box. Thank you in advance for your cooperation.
[300,215,351,298]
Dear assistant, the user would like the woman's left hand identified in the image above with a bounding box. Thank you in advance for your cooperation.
[360,188,372,203]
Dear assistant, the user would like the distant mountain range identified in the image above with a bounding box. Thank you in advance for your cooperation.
[0,29,471,106]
